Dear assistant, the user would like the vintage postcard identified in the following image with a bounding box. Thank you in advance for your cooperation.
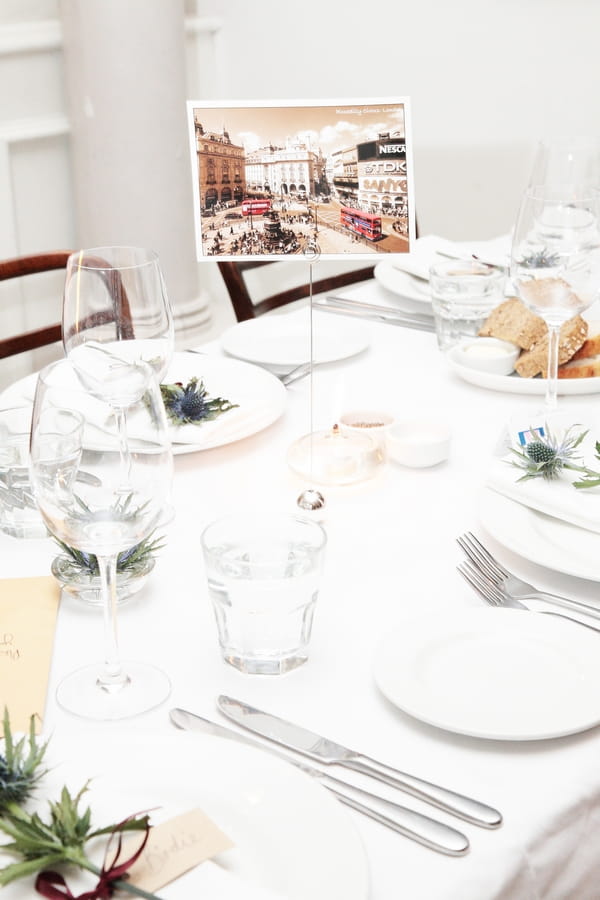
[186,98,414,261]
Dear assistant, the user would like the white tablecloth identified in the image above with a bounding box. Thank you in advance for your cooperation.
[4,280,600,899]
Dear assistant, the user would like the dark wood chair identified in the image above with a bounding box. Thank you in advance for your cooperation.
[217,259,375,322]
[0,251,73,359]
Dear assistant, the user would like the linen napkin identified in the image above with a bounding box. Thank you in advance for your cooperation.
[391,234,511,281]
[487,425,600,534]
[0,575,60,732]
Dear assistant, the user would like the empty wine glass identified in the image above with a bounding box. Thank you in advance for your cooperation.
[62,246,174,386]
[528,137,600,190]
[62,246,174,491]
[510,184,600,411]
[29,357,173,720]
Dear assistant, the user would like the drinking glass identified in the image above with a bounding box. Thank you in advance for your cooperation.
[29,358,173,720]
[528,137,600,190]
[62,246,174,385]
[510,184,600,411]
[62,246,173,490]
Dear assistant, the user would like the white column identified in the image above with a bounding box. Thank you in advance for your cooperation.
[59,0,210,341]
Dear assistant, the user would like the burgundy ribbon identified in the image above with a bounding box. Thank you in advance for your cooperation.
[35,815,151,900]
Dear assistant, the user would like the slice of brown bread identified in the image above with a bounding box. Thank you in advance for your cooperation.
[514,315,588,378]
[566,322,600,361]
[557,356,600,379]
[478,297,546,350]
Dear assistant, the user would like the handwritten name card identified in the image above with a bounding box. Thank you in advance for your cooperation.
[0,576,60,733]
[126,808,234,892]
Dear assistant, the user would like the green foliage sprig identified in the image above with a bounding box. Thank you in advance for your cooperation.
[0,709,48,814]
[53,532,164,578]
[0,709,162,898]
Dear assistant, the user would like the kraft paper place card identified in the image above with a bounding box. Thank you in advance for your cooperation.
[126,809,234,892]
[0,575,60,733]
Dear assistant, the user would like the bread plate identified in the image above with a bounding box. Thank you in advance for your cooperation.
[446,345,600,395]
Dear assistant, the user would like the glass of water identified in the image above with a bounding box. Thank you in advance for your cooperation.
[429,259,505,351]
[0,406,47,539]
[201,513,327,675]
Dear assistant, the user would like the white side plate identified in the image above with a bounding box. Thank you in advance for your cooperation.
[374,607,600,740]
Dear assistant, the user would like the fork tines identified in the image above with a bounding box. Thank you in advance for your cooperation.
[457,561,504,607]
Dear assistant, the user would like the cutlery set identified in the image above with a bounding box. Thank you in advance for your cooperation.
[170,695,502,857]
[169,534,595,860]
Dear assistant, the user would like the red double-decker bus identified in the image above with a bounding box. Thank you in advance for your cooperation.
[340,207,382,241]
[241,199,272,216]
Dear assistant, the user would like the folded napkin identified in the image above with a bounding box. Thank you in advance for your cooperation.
[392,234,511,281]
[487,427,600,534]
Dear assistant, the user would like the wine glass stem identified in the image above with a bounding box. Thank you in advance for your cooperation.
[115,407,133,491]
[545,323,560,412]
[97,553,130,693]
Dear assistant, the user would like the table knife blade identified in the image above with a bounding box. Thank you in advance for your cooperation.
[169,707,469,856]
[216,695,502,829]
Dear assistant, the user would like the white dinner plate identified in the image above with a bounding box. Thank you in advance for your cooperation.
[373,607,600,740]
[446,345,600,395]
[1,730,369,899]
[220,308,369,372]
[373,261,431,305]
[0,353,287,455]
[478,486,600,581]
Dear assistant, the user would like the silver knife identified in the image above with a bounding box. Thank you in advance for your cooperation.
[313,296,436,332]
[169,708,469,856]
[217,696,502,829]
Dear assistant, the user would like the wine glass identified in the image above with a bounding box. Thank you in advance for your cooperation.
[62,246,174,384]
[62,246,174,491]
[510,184,600,411]
[29,357,173,720]
[528,137,600,190]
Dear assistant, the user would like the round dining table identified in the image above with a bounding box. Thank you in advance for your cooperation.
[3,277,600,900]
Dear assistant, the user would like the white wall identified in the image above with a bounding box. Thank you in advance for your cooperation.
[195,0,600,239]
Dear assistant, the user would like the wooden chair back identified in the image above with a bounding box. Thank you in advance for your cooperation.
[217,259,375,321]
[0,251,72,359]
[0,251,135,359]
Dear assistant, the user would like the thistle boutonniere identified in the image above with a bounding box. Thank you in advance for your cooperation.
[160,376,238,426]
[509,424,588,482]
[509,424,600,489]
[0,709,161,898]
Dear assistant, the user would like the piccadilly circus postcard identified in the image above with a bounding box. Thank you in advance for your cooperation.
[186,98,414,261]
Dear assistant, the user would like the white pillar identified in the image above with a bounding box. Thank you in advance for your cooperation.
[59,0,210,341]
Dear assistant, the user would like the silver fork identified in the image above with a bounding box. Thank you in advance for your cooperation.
[457,561,600,634]
[457,532,600,620]
[185,349,313,387]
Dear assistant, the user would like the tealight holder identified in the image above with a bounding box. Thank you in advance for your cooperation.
[287,423,379,485]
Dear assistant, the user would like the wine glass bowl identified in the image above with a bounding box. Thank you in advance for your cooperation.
[29,358,173,719]
[62,245,174,386]
[528,137,600,190]
[510,185,600,410]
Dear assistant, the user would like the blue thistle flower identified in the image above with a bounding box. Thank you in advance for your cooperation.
[160,376,238,426]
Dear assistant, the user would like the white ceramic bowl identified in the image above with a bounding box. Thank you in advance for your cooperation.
[448,337,520,376]
[387,420,451,468]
